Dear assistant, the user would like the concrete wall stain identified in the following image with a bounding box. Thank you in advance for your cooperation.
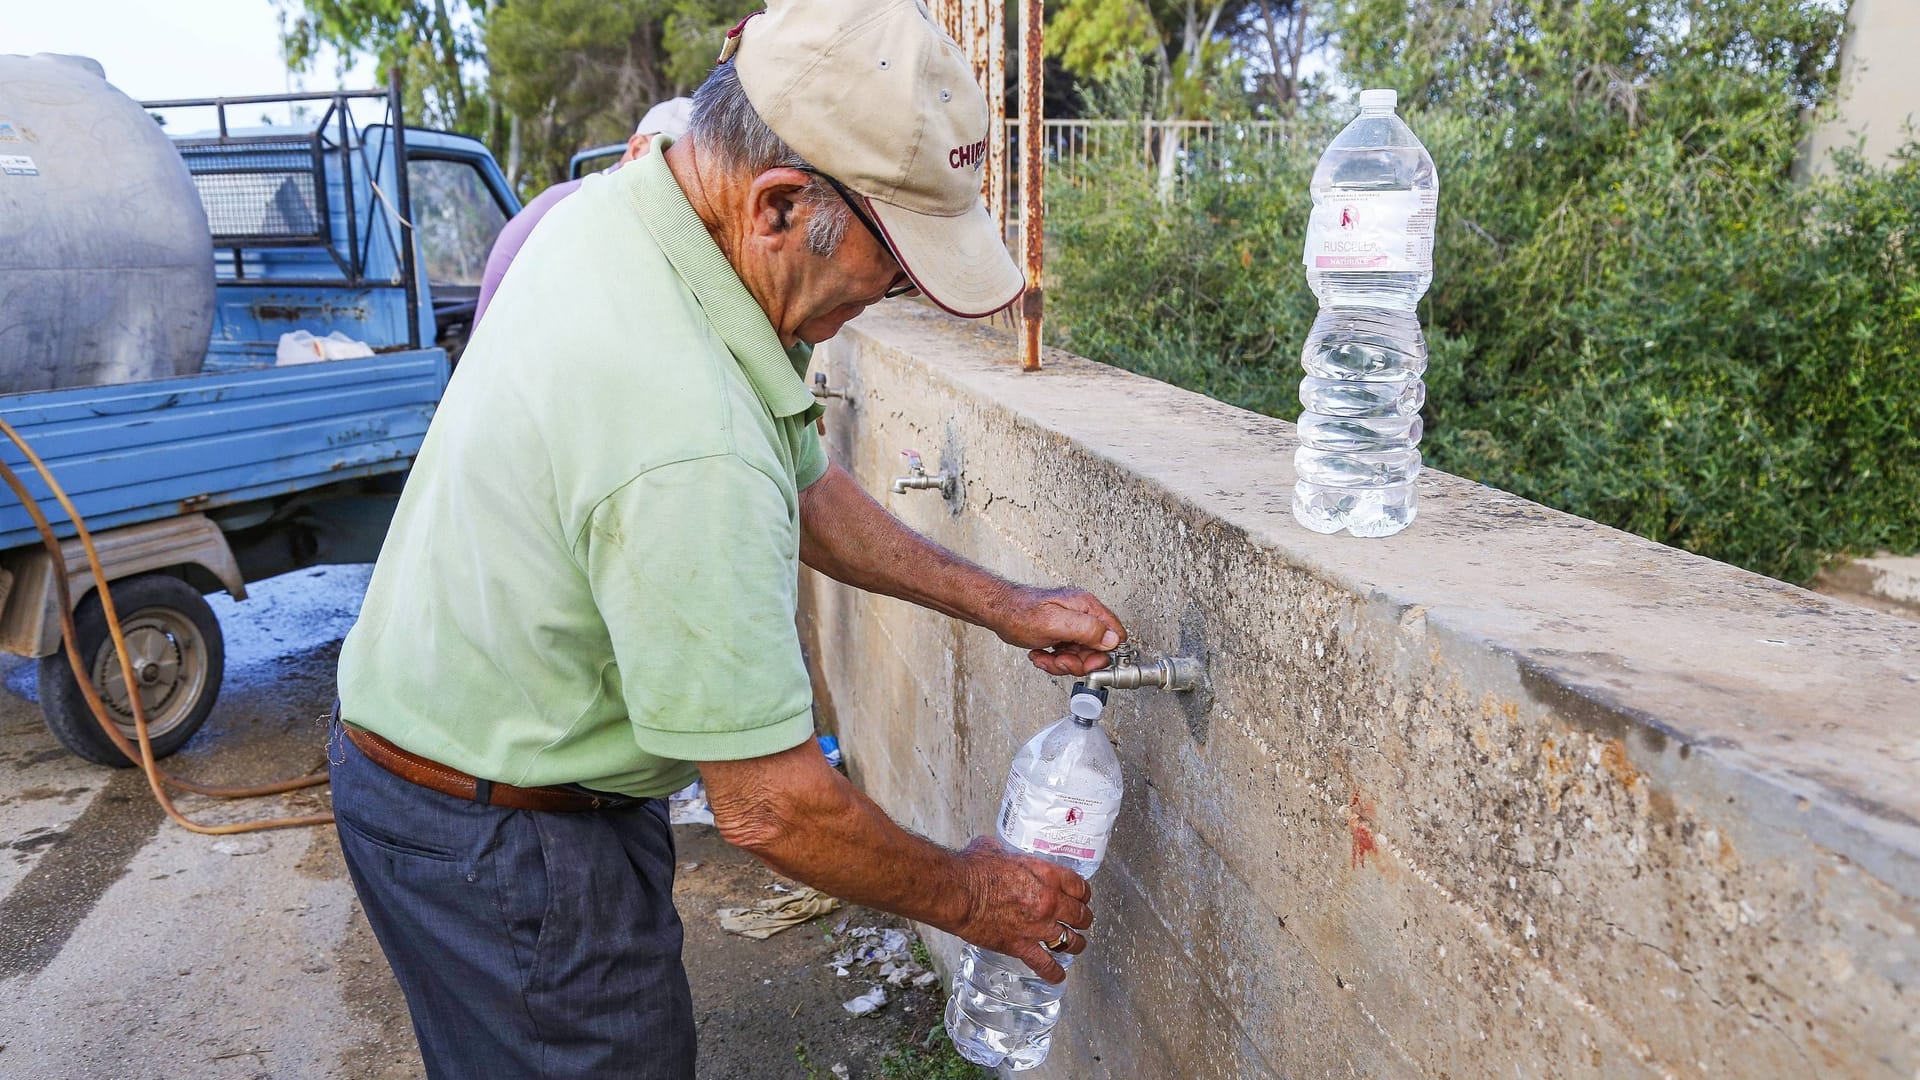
[1350,790,1379,870]
[1601,738,1642,789]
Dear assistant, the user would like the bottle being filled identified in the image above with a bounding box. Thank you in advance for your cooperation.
[1295,87,1439,538]
[945,683,1122,1071]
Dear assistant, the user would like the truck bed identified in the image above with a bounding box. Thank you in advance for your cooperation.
[0,349,449,551]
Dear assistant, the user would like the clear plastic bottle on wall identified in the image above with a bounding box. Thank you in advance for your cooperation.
[945,683,1121,1071]
[1295,87,1439,538]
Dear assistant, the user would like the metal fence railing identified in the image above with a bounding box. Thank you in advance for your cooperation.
[1004,118,1295,211]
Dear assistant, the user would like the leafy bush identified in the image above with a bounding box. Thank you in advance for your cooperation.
[1044,3,1919,583]
[1044,129,1325,420]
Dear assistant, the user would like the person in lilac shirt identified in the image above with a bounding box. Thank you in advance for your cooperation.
[474,99,691,326]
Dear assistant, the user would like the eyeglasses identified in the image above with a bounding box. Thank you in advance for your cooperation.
[795,166,918,300]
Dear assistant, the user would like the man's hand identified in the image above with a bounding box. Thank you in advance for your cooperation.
[953,836,1094,983]
[987,586,1126,678]
[702,742,1095,984]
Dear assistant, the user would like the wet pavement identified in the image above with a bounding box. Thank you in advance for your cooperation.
[0,566,396,1079]
[0,565,973,1079]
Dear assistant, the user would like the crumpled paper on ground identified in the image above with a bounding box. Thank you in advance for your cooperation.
[716,886,842,940]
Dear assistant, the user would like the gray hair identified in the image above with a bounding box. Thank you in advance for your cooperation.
[689,63,851,257]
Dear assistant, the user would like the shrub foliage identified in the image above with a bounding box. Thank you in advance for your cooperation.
[1044,1,1918,582]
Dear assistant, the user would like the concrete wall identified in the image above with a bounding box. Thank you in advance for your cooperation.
[801,304,1920,1079]
[1806,0,1920,171]
[1820,555,1920,619]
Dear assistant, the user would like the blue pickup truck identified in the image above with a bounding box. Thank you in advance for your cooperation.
[0,75,519,765]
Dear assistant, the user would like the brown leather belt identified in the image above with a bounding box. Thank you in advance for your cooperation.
[345,725,623,812]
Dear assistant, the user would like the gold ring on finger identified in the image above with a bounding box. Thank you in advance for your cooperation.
[1044,922,1075,951]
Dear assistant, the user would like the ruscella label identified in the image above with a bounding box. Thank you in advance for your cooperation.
[1303,188,1435,272]
[998,775,1116,863]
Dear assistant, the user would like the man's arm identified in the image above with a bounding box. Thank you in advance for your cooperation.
[799,463,1123,677]
[700,740,1092,982]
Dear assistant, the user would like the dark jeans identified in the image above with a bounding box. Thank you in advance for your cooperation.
[328,720,695,1079]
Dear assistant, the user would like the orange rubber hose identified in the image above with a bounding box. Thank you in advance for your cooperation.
[0,417,332,834]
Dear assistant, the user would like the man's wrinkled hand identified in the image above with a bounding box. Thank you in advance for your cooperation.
[990,586,1126,678]
[952,836,1094,983]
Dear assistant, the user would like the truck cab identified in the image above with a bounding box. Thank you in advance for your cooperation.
[403,128,521,358]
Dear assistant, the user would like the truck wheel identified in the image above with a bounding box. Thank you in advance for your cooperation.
[38,574,225,768]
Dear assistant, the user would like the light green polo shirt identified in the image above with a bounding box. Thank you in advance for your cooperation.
[337,142,827,798]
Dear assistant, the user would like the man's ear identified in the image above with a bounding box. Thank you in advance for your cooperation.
[745,167,814,247]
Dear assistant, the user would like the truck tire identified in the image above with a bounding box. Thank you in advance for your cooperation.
[38,574,225,768]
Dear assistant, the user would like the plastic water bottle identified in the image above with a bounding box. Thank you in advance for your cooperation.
[946,683,1122,1071]
[1295,87,1438,537]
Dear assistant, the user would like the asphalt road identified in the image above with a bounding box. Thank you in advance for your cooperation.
[0,565,968,1079]
[0,565,419,1080]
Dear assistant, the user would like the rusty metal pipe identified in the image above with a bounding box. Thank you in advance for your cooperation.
[1019,0,1045,372]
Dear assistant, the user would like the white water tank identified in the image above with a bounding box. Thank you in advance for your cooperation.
[0,54,214,394]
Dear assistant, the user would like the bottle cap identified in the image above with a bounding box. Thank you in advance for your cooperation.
[1069,682,1107,722]
[1358,88,1398,112]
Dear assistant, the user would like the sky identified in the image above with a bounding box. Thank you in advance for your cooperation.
[8,1,1339,123]
[4,0,373,124]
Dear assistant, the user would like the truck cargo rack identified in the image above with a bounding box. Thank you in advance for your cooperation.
[146,80,421,349]
[174,130,336,252]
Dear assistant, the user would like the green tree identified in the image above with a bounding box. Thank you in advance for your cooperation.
[485,0,754,193]
[1044,0,1324,116]
[1046,0,1324,195]
[1046,0,1256,118]
[1335,0,1844,120]
[1230,1,1329,111]
[275,0,489,133]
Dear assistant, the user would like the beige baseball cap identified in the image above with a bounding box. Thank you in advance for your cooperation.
[722,0,1022,318]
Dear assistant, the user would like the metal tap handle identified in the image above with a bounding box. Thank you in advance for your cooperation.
[900,449,924,474]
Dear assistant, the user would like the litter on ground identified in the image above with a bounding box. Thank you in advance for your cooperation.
[828,925,938,988]
[668,781,714,826]
[715,886,842,940]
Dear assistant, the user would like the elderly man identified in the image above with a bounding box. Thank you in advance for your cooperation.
[329,2,1126,1077]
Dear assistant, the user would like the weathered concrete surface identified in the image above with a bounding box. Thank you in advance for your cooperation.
[803,304,1920,1079]
[1819,556,1920,619]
